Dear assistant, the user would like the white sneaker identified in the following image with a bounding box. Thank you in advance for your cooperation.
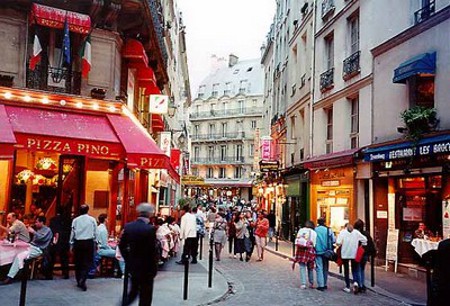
[300,285,307,289]
[233,255,237,259]
[353,282,359,294]
[343,287,351,293]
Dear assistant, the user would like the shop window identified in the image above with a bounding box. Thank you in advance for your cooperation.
[408,76,434,108]
[93,190,109,209]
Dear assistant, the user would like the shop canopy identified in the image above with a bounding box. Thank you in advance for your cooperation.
[30,3,91,34]
[0,105,16,159]
[303,148,360,170]
[393,52,436,83]
[363,133,450,162]
[123,39,149,67]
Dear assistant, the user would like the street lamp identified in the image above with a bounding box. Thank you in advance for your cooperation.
[168,100,177,118]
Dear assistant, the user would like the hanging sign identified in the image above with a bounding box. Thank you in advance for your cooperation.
[149,94,168,114]
[261,136,272,160]
[159,132,171,157]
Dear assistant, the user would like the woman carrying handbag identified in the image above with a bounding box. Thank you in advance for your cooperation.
[292,220,317,289]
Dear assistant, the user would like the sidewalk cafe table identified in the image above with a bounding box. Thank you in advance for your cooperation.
[0,240,31,266]
[411,238,439,257]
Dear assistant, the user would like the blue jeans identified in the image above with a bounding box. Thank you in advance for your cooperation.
[315,255,329,287]
[299,263,314,286]
[357,255,368,288]
[342,259,360,288]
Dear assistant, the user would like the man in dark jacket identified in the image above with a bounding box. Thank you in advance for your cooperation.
[429,238,450,305]
[119,203,158,306]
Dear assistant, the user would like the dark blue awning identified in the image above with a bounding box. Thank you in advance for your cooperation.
[393,52,436,83]
[364,134,450,162]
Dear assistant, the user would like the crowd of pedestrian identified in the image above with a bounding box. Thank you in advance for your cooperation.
[292,217,376,295]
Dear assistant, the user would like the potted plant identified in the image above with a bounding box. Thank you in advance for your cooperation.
[400,106,438,142]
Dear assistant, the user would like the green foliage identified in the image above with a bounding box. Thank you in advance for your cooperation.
[400,106,437,142]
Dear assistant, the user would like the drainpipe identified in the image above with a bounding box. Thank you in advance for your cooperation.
[308,0,317,158]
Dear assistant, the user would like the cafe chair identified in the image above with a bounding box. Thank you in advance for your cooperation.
[28,256,44,280]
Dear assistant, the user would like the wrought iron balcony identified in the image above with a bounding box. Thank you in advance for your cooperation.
[343,51,360,80]
[321,0,335,19]
[191,156,246,165]
[190,107,263,119]
[414,1,435,24]
[320,68,334,91]
[148,0,168,66]
[26,64,81,95]
[191,132,246,141]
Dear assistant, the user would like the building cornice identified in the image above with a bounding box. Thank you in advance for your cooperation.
[313,74,372,110]
[289,11,312,46]
[287,91,310,115]
[371,5,450,57]
[315,0,358,38]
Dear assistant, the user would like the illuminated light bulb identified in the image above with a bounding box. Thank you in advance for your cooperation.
[76,102,83,108]
[23,95,32,102]
[41,97,49,104]
[60,99,66,106]
[92,103,99,110]
[108,105,117,112]
[4,92,12,99]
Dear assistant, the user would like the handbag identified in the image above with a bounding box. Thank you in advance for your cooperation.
[323,227,337,261]
[295,229,312,248]
[355,245,365,263]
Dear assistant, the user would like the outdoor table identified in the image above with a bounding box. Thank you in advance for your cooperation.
[0,239,31,266]
[411,238,439,257]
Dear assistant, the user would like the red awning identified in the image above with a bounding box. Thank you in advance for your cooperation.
[0,105,16,159]
[303,148,360,170]
[5,106,123,159]
[123,39,149,67]
[106,113,177,176]
[151,114,164,132]
[30,3,91,34]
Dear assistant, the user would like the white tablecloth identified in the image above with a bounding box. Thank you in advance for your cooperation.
[411,238,439,257]
[0,240,31,266]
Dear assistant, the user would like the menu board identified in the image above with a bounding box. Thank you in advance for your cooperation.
[386,229,399,262]
[388,193,396,230]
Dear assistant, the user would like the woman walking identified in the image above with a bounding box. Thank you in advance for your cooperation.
[336,223,367,294]
[212,208,227,261]
[233,212,246,261]
[293,220,317,289]
[227,213,237,258]
[353,219,376,293]
[243,210,255,262]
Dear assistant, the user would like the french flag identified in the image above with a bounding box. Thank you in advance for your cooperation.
[29,34,42,70]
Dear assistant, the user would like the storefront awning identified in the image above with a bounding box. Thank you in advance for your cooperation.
[393,52,436,83]
[107,113,179,182]
[303,148,360,170]
[5,105,123,159]
[363,133,450,162]
[123,39,149,67]
[0,105,16,158]
[30,3,91,34]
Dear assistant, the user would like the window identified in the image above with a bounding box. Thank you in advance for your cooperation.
[290,116,296,139]
[349,13,360,54]
[220,145,227,161]
[219,168,226,178]
[224,82,232,96]
[207,168,214,178]
[210,103,215,115]
[239,80,247,94]
[208,124,216,137]
[326,107,333,153]
[194,125,200,139]
[212,83,219,97]
[251,120,257,129]
[191,168,199,177]
[198,85,206,98]
[195,105,200,115]
[194,146,200,162]
[409,76,435,108]
[238,100,244,113]
[234,167,242,178]
[208,146,215,161]
[252,99,258,107]
[236,144,243,161]
[222,122,227,137]
[350,97,359,149]
[325,34,334,70]
[249,144,254,156]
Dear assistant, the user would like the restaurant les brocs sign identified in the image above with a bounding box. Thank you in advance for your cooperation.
[366,141,450,162]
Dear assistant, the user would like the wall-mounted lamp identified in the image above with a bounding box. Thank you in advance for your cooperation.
[167,98,177,118]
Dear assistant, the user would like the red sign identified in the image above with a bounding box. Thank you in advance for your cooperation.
[170,149,181,170]
[261,137,272,160]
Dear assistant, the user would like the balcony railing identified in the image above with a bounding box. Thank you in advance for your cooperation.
[191,156,246,164]
[26,64,81,95]
[190,107,263,119]
[191,132,246,141]
[414,1,435,24]
[321,0,335,19]
[148,0,168,66]
[320,68,334,91]
[342,51,360,80]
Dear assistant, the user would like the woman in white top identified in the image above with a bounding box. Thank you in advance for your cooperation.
[294,220,317,289]
[336,224,367,294]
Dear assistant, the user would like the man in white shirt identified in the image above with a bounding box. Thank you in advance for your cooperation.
[70,204,98,291]
[177,205,198,264]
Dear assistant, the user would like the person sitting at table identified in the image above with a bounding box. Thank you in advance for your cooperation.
[414,222,432,239]
[0,216,52,285]
[0,212,30,243]
[96,214,124,276]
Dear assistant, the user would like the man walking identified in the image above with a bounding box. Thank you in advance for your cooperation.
[314,217,335,291]
[119,203,158,306]
[177,205,198,264]
[267,210,276,241]
[70,204,97,291]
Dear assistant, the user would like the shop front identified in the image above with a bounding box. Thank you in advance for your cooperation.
[304,149,360,233]
[364,133,450,265]
[0,87,179,231]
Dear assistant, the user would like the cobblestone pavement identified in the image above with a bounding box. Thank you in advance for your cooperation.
[211,250,408,306]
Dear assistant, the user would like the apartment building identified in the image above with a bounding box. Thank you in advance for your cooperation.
[189,56,264,202]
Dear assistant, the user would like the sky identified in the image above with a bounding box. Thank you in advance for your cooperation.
[177,0,276,95]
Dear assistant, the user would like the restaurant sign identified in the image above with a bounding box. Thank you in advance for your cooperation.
[16,135,122,159]
[259,160,279,172]
[181,175,206,186]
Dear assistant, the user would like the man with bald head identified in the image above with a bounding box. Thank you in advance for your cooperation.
[0,212,30,242]
[120,203,158,306]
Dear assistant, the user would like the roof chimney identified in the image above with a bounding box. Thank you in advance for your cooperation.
[229,54,239,67]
